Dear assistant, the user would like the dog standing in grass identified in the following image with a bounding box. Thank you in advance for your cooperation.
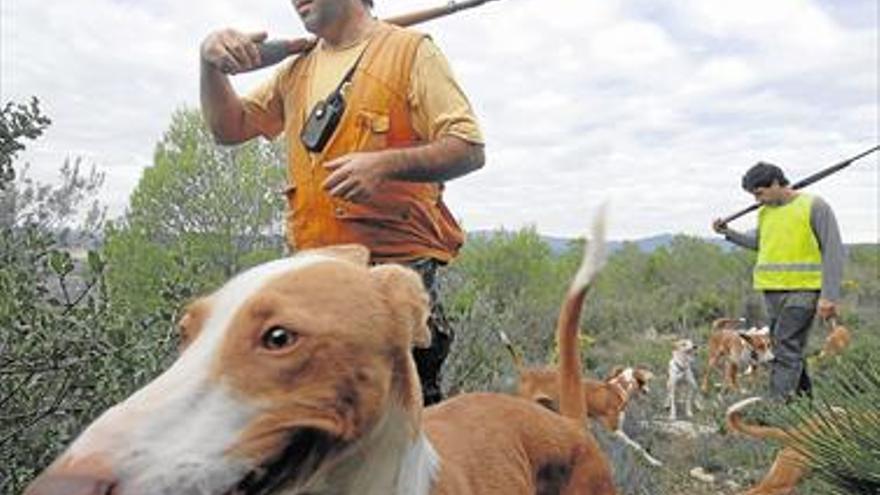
[500,332,662,466]
[666,338,701,421]
[702,318,774,394]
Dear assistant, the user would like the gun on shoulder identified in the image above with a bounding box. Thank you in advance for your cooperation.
[236,0,500,74]
[717,144,880,226]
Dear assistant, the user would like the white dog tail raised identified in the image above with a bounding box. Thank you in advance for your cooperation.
[726,397,790,443]
[498,330,525,373]
[558,204,608,421]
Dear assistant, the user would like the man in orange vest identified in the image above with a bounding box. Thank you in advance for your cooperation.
[713,162,844,401]
[199,0,485,405]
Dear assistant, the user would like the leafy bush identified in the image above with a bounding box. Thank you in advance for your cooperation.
[0,99,176,491]
[103,108,287,323]
[0,97,50,190]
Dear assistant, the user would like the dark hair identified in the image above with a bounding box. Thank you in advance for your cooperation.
[362,0,373,7]
[741,161,789,192]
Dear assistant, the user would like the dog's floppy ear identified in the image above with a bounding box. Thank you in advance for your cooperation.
[635,368,655,393]
[605,366,625,380]
[752,326,770,335]
[369,264,431,349]
[636,368,655,382]
[311,244,370,266]
[738,331,758,346]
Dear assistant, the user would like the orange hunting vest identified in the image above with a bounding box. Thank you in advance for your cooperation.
[282,23,464,263]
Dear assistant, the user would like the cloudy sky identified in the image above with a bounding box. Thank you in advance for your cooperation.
[2,0,877,242]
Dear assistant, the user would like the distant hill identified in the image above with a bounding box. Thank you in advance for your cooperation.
[57,227,870,257]
[466,230,732,255]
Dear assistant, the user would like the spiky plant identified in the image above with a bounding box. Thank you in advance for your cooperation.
[771,346,880,494]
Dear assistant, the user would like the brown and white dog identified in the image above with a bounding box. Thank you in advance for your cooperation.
[500,333,660,466]
[728,397,875,495]
[726,396,825,495]
[665,338,700,421]
[702,318,774,394]
[818,318,851,360]
[26,213,616,495]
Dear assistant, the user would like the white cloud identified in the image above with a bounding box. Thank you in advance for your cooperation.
[2,0,877,242]
[685,57,757,94]
[589,20,680,69]
[676,0,842,46]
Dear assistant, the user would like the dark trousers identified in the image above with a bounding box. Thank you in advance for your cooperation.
[402,258,454,407]
[763,290,819,400]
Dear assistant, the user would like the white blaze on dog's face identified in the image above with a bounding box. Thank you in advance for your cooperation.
[607,366,655,395]
[743,326,774,364]
[26,246,431,495]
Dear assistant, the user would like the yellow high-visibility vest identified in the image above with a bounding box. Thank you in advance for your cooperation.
[754,193,822,290]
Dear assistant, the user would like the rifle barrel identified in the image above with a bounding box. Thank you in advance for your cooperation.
[249,0,500,72]
[386,0,499,27]
[791,144,879,190]
[720,145,880,225]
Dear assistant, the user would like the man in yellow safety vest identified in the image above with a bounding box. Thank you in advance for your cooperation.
[713,162,845,400]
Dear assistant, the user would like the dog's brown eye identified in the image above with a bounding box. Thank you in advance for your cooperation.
[261,327,298,350]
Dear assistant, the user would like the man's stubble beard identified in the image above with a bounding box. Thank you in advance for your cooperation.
[300,0,346,35]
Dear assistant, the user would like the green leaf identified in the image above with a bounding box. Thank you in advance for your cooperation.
[48,250,73,276]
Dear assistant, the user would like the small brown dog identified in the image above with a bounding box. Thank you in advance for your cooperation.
[727,397,811,495]
[501,332,661,466]
[729,396,877,495]
[818,317,851,360]
[666,338,700,421]
[702,318,774,394]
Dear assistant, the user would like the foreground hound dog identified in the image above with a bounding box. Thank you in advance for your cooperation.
[27,219,616,495]
[702,318,774,394]
[728,397,877,495]
[665,338,700,421]
[726,397,811,495]
[500,333,661,466]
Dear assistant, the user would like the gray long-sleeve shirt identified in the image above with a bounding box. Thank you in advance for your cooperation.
[723,195,845,301]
